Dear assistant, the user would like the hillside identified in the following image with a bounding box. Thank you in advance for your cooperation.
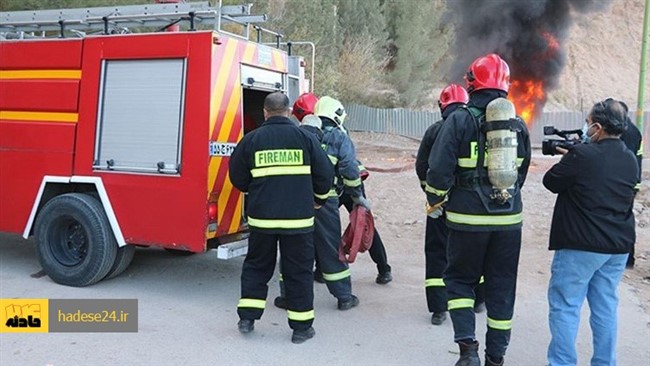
[549,0,649,113]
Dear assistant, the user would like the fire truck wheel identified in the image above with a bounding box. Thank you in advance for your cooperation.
[104,245,136,280]
[34,193,118,287]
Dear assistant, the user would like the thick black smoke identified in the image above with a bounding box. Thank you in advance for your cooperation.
[447,0,612,91]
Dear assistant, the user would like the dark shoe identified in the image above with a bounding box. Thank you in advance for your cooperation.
[237,319,254,334]
[454,340,480,366]
[485,354,504,366]
[314,271,325,284]
[274,296,287,309]
[474,301,486,314]
[375,271,393,284]
[337,295,359,310]
[431,312,447,325]
[291,327,315,344]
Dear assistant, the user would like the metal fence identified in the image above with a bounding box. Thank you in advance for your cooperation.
[344,103,650,153]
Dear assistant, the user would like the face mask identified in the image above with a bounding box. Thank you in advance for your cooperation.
[581,122,598,143]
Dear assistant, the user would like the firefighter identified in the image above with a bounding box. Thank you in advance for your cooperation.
[275,92,324,309]
[290,92,393,286]
[311,95,363,310]
[426,54,531,366]
[416,84,485,325]
[337,163,393,285]
[617,101,643,269]
[229,92,334,344]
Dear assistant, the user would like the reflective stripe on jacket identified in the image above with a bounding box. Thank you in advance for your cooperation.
[426,90,532,232]
[229,116,334,234]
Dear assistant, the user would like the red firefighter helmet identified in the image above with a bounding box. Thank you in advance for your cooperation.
[465,53,510,93]
[438,84,469,111]
[292,92,319,122]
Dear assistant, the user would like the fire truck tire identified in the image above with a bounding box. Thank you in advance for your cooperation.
[104,245,136,280]
[34,193,118,287]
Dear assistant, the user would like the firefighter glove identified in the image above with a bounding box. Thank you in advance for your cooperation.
[352,196,372,211]
[428,207,444,219]
[425,201,444,219]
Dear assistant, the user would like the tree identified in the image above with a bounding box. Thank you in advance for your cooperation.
[384,0,451,107]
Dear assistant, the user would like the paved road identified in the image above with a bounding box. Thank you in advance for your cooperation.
[1,232,649,366]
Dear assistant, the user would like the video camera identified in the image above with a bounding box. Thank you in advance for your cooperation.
[541,126,583,156]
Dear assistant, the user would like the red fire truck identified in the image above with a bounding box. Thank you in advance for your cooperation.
[0,2,308,286]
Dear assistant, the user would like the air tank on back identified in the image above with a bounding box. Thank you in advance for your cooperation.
[485,97,518,203]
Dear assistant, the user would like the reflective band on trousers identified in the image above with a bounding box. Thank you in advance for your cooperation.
[287,309,315,321]
[247,216,314,229]
[425,278,445,287]
[425,184,448,196]
[251,165,310,178]
[343,177,361,187]
[322,268,351,282]
[487,317,512,330]
[328,188,339,197]
[238,298,266,309]
[448,298,474,310]
[314,191,329,200]
[446,211,522,226]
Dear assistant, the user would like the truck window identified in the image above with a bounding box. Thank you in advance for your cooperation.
[93,58,186,174]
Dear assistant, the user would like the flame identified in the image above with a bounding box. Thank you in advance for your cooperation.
[508,79,545,124]
[507,31,558,124]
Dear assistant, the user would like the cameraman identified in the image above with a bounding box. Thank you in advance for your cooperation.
[543,99,638,366]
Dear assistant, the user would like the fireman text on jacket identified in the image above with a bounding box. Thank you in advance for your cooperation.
[255,150,304,167]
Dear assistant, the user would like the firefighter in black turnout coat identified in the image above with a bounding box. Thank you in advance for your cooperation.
[426,54,531,366]
[416,84,484,326]
[229,92,334,344]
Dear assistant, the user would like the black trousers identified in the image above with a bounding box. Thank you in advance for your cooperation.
[238,231,314,331]
[445,229,521,358]
[315,198,352,299]
[338,189,391,274]
[425,215,485,313]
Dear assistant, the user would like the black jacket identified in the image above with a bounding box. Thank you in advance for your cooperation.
[620,119,643,191]
[415,103,462,188]
[426,90,531,232]
[543,138,637,253]
[229,116,334,234]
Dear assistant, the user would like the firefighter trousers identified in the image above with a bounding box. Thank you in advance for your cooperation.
[314,197,353,301]
[445,228,521,359]
[425,215,485,313]
[238,231,314,331]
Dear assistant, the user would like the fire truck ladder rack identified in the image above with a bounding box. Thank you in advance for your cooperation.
[0,1,269,39]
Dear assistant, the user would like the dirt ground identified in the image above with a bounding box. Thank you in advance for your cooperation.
[351,131,650,315]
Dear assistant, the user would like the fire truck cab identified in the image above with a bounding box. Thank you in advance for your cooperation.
[0,1,308,286]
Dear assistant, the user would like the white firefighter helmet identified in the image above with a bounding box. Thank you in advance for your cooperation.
[314,96,347,126]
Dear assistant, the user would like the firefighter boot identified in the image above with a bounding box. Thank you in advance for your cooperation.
[291,327,315,344]
[454,340,480,366]
[237,319,254,334]
[474,301,486,314]
[375,271,393,284]
[274,296,287,309]
[431,311,447,325]
[337,294,360,310]
[485,354,504,366]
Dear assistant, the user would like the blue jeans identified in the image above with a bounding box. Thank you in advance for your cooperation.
[547,249,628,366]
